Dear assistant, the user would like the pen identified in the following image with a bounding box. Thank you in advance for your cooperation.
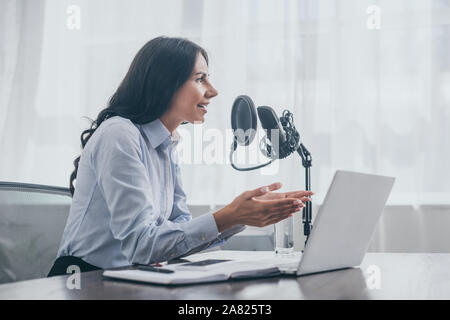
[136,265,175,274]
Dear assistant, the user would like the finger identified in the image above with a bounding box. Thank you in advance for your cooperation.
[256,199,303,215]
[253,197,300,207]
[285,190,314,198]
[266,202,304,215]
[252,192,284,201]
[245,182,282,199]
[267,182,282,192]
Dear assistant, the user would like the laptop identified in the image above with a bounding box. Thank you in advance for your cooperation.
[103,170,395,284]
[176,170,395,276]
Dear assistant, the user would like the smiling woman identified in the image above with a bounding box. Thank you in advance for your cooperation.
[47,36,311,276]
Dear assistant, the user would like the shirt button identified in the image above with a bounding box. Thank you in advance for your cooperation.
[201,235,206,241]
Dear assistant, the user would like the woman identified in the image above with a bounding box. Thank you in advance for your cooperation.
[48,36,312,276]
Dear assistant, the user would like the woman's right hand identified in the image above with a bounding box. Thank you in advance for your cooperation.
[213,182,306,232]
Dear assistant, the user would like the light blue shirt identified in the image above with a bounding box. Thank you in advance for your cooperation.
[57,116,242,268]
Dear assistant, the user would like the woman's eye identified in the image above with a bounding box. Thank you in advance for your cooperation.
[196,77,204,83]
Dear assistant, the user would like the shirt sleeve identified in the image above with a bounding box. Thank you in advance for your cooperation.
[168,147,192,224]
[177,224,247,258]
[89,123,219,265]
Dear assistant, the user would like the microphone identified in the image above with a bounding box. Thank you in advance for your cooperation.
[257,106,300,160]
[229,95,301,169]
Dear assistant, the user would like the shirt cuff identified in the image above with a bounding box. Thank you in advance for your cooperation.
[184,211,219,249]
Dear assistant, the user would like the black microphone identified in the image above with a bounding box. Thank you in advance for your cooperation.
[257,106,300,160]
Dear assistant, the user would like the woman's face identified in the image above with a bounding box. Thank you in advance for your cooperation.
[165,52,218,126]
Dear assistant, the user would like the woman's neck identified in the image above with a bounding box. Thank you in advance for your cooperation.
[159,114,182,134]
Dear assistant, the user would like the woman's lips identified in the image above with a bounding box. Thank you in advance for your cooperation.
[197,104,207,113]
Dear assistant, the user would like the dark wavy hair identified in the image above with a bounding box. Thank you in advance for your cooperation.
[69,36,208,196]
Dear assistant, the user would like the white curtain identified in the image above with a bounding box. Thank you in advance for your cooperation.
[1,0,449,209]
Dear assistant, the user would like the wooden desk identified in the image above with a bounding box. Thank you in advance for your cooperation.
[0,252,449,299]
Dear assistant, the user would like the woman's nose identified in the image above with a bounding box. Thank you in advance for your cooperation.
[207,83,218,99]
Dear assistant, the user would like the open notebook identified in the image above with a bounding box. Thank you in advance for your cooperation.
[102,250,301,285]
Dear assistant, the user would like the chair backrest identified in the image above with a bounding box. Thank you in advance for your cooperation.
[0,182,71,284]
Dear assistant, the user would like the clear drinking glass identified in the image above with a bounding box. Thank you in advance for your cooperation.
[274,215,294,255]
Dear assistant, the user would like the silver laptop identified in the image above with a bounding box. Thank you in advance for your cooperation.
[273,170,395,276]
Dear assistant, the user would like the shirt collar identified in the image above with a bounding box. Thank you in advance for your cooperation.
[141,118,179,150]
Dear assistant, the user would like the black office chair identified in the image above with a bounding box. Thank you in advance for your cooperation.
[0,182,71,284]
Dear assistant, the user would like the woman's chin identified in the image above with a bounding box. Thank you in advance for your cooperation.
[194,116,205,124]
[187,118,205,125]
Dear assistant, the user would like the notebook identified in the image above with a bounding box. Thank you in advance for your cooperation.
[102,256,284,285]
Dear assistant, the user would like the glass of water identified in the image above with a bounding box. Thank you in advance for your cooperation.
[274,215,294,255]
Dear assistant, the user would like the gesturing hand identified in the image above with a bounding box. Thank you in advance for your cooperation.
[213,182,312,232]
